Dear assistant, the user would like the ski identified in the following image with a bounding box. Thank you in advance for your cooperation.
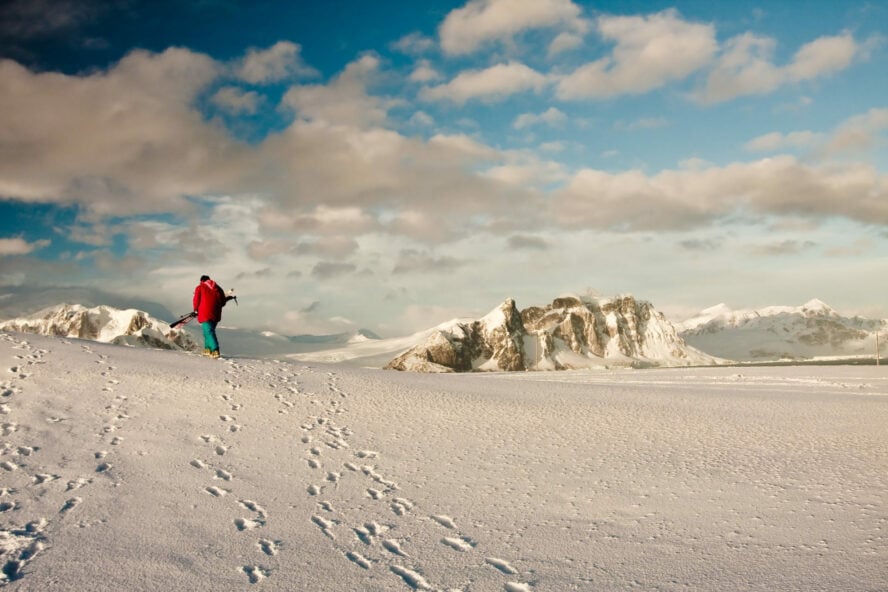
[170,311,197,329]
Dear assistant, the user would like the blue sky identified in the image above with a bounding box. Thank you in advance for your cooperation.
[1,0,886,336]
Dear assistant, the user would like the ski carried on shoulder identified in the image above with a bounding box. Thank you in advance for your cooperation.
[170,311,197,329]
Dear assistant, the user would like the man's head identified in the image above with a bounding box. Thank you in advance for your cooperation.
[200,275,210,282]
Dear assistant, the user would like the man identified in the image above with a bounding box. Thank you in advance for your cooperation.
[193,274,228,358]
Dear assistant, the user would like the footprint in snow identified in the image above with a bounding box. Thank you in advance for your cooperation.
[486,557,518,575]
[257,539,282,556]
[441,536,477,552]
[241,565,269,584]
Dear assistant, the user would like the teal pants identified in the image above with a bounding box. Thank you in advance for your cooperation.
[201,321,220,352]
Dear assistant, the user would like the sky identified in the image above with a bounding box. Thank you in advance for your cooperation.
[0,0,886,337]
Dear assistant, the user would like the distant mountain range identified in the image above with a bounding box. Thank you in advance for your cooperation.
[0,304,198,351]
[1,296,883,367]
[676,299,886,362]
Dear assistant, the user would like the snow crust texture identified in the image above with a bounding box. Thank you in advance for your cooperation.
[387,295,718,372]
[1,331,886,591]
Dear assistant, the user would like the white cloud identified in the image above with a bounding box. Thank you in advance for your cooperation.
[786,33,857,81]
[211,86,262,115]
[235,41,317,84]
[557,9,717,99]
[822,107,888,155]
[553,157,888,231]
[391,32,436,55]
[0,237,49,256]
[281,54,396,127]
[409,60,442,83]
[439,0,586,56]
[513,107,567,130]
[0,48,255,216]
[744,107,888,156]
[421,61,549,104]
[697,32,860,104]
[548,31,584,56]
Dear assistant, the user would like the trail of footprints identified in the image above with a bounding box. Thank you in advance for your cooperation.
[1,336,132,584]
[298,370,532,591]
[191,362,530,589]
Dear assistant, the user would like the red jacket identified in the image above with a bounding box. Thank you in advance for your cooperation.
[193,279,226,323]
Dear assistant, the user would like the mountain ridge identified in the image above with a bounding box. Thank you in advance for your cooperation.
[386,294,721,372]
[678,300,886,361]
[0,303,199,351]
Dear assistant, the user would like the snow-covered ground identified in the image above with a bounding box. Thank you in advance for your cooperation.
[1,331,886,591]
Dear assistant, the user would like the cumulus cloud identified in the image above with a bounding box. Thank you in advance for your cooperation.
[211,86,262,115]
[696,32,859,104]
[0,237,50,256]
[409,60,442,83]
[391,32,435,55]
[557,9,716,99]
[235,41,318,84]
[744,107,888,156]
[439,0,586,56]
[513,107,567,129]
[552,157,888,231]
[821,107,888,156]
[0,48,255,216]
[421,61,549,104]
[281,54,396,127]
[548,31,584,56]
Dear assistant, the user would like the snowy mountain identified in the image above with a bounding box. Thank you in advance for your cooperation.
[0,303,199,351]
[677,299,886,362]
[386,295,721,372]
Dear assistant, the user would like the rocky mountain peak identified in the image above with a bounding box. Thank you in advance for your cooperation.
[386,294,717,373]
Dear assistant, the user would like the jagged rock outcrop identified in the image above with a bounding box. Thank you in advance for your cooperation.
[387,294,718,372]
[386,299,526,372]
[0,304,199,351]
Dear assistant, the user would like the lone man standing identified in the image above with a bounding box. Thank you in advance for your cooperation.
[193,274,227,358]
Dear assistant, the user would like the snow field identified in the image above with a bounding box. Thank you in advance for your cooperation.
[0,331,886,590]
